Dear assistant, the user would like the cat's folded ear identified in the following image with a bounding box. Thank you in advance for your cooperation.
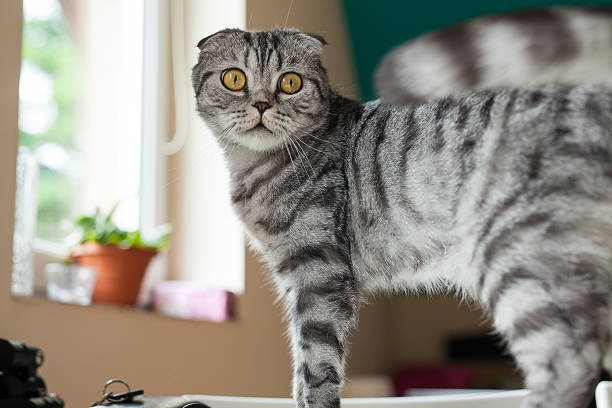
[286,30,327,58]
[304,32,327,46]
[196,28,243,51]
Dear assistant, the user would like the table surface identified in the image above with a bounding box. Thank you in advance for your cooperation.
[90,390,531,408]
[93,397,175,407]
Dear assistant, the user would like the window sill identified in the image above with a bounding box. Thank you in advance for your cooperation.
[11,290,237,325]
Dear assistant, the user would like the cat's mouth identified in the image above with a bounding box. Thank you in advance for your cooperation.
[250,122,272,133]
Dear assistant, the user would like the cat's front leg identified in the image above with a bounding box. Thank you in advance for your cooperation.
[282,266,359,408]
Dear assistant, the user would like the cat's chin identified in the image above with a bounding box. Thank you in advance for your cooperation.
[229,129,285,153]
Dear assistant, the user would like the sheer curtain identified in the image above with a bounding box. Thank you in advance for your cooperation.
[142,0,246,293]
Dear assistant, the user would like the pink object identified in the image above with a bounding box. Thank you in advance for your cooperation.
[152,280,235,322]
[392,365,475,397]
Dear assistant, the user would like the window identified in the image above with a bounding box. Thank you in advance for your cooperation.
[15,0,247,301]
[19,0,143,247]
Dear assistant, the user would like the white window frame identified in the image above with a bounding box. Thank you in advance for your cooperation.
[140,0,167,236]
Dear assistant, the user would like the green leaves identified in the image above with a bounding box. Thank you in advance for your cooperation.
[75,207,171,250]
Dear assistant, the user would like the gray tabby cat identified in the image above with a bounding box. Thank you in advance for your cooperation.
[191,27,612,408]
[376,6,612,104]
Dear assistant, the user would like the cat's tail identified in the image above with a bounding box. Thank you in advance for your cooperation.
[374,6,612,105]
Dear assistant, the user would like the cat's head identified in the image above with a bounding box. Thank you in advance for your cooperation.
[192,28,331,152]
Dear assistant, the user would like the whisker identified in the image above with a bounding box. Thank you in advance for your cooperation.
[281,135,298,178]
[248,10,255,27]
[284,0,295,28]
[286,132,314,177]
[272,113,336,147]
[286,134,310,177]
[282,118,339,146]
[293,131,334,156]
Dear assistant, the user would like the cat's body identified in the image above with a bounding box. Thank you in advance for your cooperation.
[375,6,612,104]
[192,28,612,408]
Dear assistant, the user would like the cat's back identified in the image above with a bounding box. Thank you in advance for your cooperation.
[346,83,612,236]
[376,6,612,104]
[347,84,612,197]
[419,83,612,245]
[345,84,612,291]
[418,83,612,196]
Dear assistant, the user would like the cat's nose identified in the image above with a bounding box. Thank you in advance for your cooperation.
[252,101,271,114]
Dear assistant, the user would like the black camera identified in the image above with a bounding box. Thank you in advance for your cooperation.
[0,338,64,408]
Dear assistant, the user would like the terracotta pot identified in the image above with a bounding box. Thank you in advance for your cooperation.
[71,242,157,306]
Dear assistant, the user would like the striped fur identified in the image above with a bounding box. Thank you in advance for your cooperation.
[192,28,612,408]
[376,6,612,104]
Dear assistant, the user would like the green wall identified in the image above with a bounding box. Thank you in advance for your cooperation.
[342,0,612,101]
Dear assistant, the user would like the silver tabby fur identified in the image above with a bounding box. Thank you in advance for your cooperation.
[192,27,612,408]
[376,6,612,104]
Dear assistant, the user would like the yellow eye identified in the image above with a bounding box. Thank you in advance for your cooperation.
[221,68,246,91]
[279,72,302,94]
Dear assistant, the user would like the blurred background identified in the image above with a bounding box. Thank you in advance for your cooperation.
[1,0,610,406]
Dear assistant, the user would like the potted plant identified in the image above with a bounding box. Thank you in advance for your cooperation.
[70,208,170,306]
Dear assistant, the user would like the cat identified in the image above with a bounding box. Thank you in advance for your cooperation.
[375,6,612,105]
[191,27,612,408]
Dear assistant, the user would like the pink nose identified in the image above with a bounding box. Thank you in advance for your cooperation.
[252,101,271,114]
